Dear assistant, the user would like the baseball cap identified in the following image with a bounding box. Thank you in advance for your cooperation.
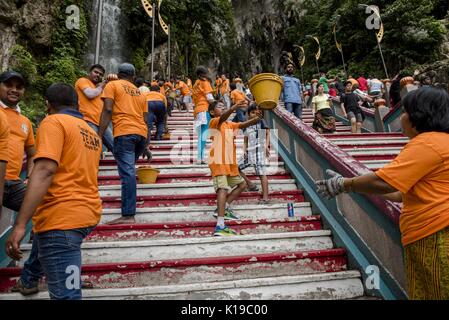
[117,63,136,76]
[0,71,26,85]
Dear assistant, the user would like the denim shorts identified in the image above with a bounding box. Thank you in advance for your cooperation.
[347,111,363,123]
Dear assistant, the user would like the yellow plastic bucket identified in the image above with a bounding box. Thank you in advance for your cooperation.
[136,166,160,184]
[248,73,284,110]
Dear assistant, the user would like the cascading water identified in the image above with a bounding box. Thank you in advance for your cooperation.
[85,0,128,73]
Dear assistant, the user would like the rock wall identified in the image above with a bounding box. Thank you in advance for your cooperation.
[0,0,60,70]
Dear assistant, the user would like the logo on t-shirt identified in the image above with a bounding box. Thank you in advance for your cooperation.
[21,123,28,135]
[122,84,141,97]
[79,126,101,151]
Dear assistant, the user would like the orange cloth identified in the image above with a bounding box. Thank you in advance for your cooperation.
[376,132,449,246]
[220,79,230,96]
[101,79,148,139]
[75,77,103,126]
[2,108,34,180]
[32,113,102,233]
[177,81,191,97]
[192,79,214,117]
[187,78,193,90]
[208,118,241,177]
[230,89,247,104]
[0,109,10,162]
[159,85,166,96]
[151,81,158,87]
[146,91,167,107]
[164,82,174,93]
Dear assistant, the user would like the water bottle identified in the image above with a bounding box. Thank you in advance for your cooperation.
[288,203,294,217]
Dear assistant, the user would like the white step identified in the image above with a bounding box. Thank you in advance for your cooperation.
[0,271,364,300]
[18,230,334,265]
[328,138,409,145]
[98,164,286,176]
[100,203,313,223]
[361,159,391,170]
[99,180,298,197]
[346,148,402,156]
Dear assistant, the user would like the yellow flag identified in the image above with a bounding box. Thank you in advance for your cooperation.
[314,37,321,61]
[158,0,169,35]
[333,25,343,53]
[377,23,384,43]
[141,0,153,18]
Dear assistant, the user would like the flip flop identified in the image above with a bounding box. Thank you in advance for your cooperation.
[248,185,259,192]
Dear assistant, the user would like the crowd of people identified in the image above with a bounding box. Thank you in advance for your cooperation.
[0,59,448,300]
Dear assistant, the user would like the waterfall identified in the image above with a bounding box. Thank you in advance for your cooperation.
[85,0,128,74]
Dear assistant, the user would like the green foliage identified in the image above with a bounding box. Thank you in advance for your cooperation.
[286,0,447,80]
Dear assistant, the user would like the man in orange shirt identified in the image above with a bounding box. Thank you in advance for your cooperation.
[208,100,262,236]
[230,82,250,124]
[6,83,102,300]
[175,76,192,112]
[0,108,10,219]
[0,71,35,213]
[99,63,150,225]
[192,66,215,164]
[75,64,114,153]
[146,86,168,142]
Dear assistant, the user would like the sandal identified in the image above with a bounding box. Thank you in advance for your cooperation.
[248,184,259,192]
[258,199,270,205]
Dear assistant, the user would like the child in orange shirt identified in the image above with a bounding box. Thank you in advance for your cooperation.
[208,100,262,236]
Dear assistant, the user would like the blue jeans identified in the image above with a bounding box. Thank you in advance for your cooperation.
[147,101,167,142]
[285,102,302,119]
[86,121,114,152]
[197,112,211,162]
[113,134,147,215]
[20,227,93,300]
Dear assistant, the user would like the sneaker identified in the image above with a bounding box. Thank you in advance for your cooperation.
[214,225,238,236]
[213,208,240,220]
[11,279,39,296]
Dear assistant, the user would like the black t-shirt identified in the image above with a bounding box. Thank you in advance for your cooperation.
[341,92,361,113]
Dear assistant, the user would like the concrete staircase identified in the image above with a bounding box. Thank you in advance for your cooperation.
[0,109,366,300]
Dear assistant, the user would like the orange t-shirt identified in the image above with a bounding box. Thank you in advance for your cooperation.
[220,79,230,96]
[177,81,191,97]
[101,79,148,139]
[192,79,214,117]
[164,82,174,94]
[0,109,10,162]
[2,108,34,180]
[187,78,193,90]
[208,118,241,177]
[146,91,167,107]
[376,132,449,246]
[32,111,102,233]
[230,89,246,105]
[75,77,103,126]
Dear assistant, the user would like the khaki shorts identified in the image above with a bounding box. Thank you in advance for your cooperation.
[213,175,245,192]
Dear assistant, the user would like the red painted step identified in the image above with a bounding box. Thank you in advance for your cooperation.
[101,190,305,208]
[86,216,323,241]
[0,248,347,292]
[100,157,283,166]
[98,173,291,185]
[351,154,397,161]
[323,132,405,139]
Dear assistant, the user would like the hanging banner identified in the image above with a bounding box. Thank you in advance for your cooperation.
[333,25,343,53]
[313,36,321,61]
[141,0,153,18]
[294,45,305,67]
[377,23,384,44]
[158,0,169,35]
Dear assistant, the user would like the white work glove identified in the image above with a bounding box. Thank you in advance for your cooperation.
[315,169,346,199]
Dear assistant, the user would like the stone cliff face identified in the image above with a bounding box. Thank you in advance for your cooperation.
[0,0,60,70]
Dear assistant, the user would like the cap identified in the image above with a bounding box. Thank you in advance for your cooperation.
[0,71,25,85]
[117,63,136,76]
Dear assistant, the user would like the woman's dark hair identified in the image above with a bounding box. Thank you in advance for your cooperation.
[45,83,78,110]
[402,87,449,133]
[315,83,324,95]
[150,85,160,92]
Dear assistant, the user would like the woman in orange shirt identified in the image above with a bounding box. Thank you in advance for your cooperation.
[315,87,449,300]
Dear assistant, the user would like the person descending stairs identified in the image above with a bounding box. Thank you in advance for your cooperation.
[0,108,367,300]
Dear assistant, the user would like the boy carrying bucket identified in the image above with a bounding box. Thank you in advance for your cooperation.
[208,100,262,236]
[238,103,271,204]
